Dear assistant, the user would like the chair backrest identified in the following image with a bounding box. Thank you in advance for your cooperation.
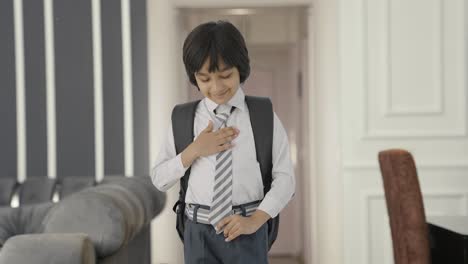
[378,149,430,264]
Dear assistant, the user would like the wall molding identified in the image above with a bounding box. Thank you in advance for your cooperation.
[361,128,467,139]
[360,0,466,139]
[344,161,468,170]
[383,0,444,116]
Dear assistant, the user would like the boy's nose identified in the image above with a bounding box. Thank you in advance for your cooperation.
[211,79,223,93]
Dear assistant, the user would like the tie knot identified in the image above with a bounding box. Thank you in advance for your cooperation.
[214,106,234,124]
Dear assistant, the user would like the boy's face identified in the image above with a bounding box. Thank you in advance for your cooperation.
[194,57,240,105]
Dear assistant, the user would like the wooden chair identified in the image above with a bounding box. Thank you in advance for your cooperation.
[378,149,431,264]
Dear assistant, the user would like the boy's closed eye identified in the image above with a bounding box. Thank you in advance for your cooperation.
[199,74,232,83]
[196,67,233,81]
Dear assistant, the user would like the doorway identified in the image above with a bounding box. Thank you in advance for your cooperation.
[181,7,308,263]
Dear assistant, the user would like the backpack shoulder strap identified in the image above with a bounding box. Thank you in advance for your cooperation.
[245,95,274,194]
[171,100,201,203]
[172,100,200,154]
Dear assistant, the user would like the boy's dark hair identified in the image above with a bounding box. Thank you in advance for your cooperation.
[182,20,250,89]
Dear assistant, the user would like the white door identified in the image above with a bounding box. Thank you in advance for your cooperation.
[340,0,468,263]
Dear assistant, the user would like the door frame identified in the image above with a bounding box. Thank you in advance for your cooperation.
[147,1,341,263]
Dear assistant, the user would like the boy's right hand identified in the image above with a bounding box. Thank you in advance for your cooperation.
[181,121,239,169]
[193,120,240,157]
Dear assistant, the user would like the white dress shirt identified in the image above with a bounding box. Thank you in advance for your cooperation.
[151,87,295,218]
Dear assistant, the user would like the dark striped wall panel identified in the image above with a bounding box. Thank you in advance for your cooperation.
[102,0,125,176]
[0,0,17,178]
[2,0,149,180]
[131,0,149,176]
[24,0,48,177]
[54,0,95,177]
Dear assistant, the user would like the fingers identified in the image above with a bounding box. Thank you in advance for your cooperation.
[216,135,236,146]
[215,215,245,242]
[215,127,239,145]
[225,228,242,242]
[216,215,233,232]
[217,142,234,152]
[223,221,239,238]
[217,127,239,138]
[207,126,239,154]
[203,120,214,132]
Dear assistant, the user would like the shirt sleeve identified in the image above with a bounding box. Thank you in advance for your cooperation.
[150,122,190,192]
[257,112,296,218]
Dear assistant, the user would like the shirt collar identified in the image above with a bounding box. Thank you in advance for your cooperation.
[204,86,246,113]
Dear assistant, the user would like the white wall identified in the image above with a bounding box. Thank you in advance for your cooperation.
[340,0,468,263]
[147,1,185,263]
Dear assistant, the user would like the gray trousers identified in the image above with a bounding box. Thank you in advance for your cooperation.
[183,218,269,264]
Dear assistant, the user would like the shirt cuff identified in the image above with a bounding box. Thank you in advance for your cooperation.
[174,153,189,177]
[257,195,283,219]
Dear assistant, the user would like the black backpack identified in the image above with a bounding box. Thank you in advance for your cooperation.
[171,95,279,250]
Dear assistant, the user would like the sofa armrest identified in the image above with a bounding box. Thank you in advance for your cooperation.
[0,233,96,264]
[42,176,165,258]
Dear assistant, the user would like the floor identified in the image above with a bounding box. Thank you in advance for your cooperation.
[269,256,301,264]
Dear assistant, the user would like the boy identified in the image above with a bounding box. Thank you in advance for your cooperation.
[151,20,295,264]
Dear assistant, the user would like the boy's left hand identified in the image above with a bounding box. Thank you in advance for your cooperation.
[216,210,271,242]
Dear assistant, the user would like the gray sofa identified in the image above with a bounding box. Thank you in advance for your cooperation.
[0,176,166,264]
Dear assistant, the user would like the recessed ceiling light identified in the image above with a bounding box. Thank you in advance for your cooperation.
[226,8,256,16]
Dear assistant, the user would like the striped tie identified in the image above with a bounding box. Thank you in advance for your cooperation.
[209,106,234,229]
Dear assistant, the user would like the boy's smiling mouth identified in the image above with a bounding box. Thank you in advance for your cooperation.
[213,89,229,98]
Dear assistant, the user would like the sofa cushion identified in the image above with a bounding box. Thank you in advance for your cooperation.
[101,176,166,221]
[19,178,56,205]
[59,177,95,198]
[81,184,145,243]
[0,207,15,247]
[0,202,53,247]
[42,191,126,257]
[0,233,95,264]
